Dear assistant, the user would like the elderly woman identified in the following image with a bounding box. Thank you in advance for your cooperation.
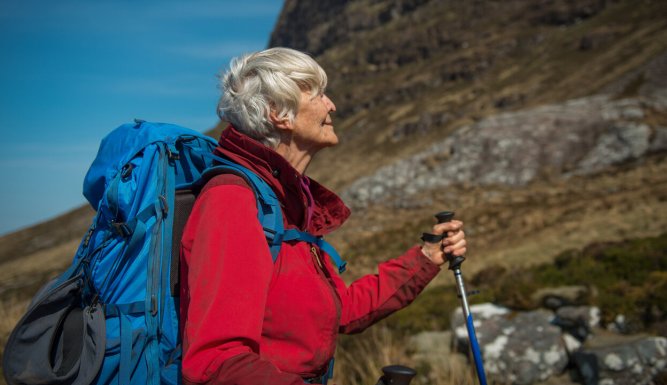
[179,47,467,385]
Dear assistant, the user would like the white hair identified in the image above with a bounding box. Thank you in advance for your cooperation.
[217,47,328,148]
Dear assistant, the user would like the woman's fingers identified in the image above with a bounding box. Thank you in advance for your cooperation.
[443,229,465,245]
[432,219,463,235]
[444,238,467,255]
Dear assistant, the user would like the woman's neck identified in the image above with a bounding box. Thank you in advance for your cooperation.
[274,142,314,174]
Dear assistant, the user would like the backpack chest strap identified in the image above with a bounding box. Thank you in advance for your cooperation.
[281,229,347,274]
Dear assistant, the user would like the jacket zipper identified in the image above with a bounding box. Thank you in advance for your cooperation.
[309,244,342,377]
[310,245,342,317]
[311,246,324,270]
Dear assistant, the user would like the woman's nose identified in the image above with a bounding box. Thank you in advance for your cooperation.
[323,94,336,112]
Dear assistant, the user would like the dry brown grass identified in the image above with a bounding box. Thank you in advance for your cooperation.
[333,327,476,385]
[0,295,31,384]
[0,296,29,352]
[0,237,77,385]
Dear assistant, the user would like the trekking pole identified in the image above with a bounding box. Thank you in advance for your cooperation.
[375,365,416,385]
[422,211,488,385]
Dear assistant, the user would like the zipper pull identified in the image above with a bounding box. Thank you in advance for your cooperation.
[311,246,324,270]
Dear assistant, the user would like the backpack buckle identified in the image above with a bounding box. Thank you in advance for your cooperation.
[159,195,169,216]
[120,163,134,180]
[264,227,281,245]
[110,221,131,237]
[82,228,94,248]
[167,147,180,160]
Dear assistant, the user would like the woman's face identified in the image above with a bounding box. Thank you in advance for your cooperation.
[290,90,338,150]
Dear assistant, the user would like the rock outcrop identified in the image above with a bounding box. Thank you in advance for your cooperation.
[342,94,667,208]
[447,303,667,385]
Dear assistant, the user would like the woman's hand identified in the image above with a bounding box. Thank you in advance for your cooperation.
[420,220,466,266]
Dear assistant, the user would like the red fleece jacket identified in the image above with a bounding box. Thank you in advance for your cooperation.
[180,126,441,384]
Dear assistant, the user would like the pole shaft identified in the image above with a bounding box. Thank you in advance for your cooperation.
[454,269,488,385]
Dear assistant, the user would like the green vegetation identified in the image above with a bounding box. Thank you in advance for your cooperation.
[491,233,667,331]
[380,233,667,335]
[382,285,461,334]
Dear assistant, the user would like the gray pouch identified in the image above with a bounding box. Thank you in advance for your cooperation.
[3,272,105,385]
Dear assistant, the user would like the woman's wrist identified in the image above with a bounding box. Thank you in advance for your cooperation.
[420,245,445,266]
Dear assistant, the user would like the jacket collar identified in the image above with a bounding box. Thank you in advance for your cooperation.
[214,125,350,235]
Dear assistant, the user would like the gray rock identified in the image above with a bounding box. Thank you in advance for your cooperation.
[342,94,665,208]
[607,314,630,334]
[450,303,511,345]
[530,286,591,309]
[574,122,651,175]
[451,306,568,385]
[552,306,600,344]
[579,336,667,385]
[556,306,600,331]
[621,106,645,120]
[649,126,667,153]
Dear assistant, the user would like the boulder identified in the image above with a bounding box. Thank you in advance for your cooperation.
[552,306,601,341]
[576,336,667,385]
[451,306,568,385]
[530,286,591,310]
[556,306,601,330]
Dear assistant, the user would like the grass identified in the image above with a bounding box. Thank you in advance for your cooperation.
[0,238,78,385]
[380,285,461,334]
[488,233,667,332]
[0,295,31,382]
[334,326,475,385]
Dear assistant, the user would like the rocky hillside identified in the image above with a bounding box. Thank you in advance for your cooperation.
[1,1,666,384]
[272,0,667,187]
[269,0,667,278]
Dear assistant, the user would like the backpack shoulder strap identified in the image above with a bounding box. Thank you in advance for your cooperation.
[199,160,347,274]
[195,163,285,263]
[196,163,346,274]
[282,229,347,274]
[200,173,254,194]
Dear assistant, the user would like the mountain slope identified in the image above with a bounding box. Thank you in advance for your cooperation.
[1,0,666,299]
[271,0,667,190]
[268,0,667,280]
[1,2,666,375]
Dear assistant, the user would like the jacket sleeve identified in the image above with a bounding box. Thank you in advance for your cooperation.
[180,184,305,385]
[330,246,441,334]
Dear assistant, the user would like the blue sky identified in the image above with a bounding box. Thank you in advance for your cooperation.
[0,1,283,235]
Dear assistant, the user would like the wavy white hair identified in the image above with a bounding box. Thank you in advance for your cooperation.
[217,47,328,148]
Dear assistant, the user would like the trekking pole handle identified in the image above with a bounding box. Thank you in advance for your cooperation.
[375,365,417,385]
[420,211,466,270]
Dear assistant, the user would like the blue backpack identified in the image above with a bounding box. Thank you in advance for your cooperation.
[3,120,345,385]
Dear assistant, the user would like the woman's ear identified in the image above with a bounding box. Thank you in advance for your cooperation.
[269,110,292,131]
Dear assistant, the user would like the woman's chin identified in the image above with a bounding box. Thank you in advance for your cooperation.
[324,135,339,148]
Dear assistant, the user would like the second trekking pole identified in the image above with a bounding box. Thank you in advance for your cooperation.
[421,211,488,385]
